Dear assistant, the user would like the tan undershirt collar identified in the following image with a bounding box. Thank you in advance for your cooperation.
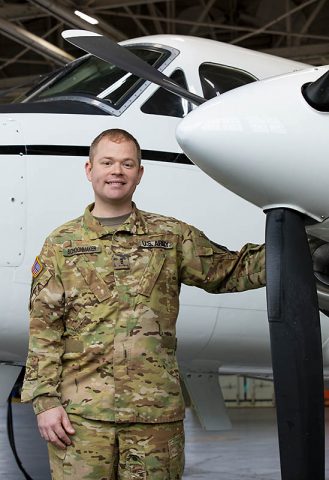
[94,213,131,227]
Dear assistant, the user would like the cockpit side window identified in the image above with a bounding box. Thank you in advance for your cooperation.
[25,46,178,114]
[140,69,192,118]
[199,63,257,99]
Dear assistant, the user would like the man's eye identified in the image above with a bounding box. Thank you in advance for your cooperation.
[124,162,133,168]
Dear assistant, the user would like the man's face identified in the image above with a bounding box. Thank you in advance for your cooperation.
[85,138,143,208]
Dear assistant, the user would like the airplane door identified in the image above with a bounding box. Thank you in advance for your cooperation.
[0,117,26,266]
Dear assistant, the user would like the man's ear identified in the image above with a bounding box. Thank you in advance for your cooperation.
[137,165,144,185]
[85,161,92,181]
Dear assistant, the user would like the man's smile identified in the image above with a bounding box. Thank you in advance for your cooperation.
[106,180,126,185]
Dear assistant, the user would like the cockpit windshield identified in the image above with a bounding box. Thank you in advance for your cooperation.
[25,45,177,115]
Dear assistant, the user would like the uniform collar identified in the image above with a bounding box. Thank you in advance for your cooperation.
[82,203,148,239]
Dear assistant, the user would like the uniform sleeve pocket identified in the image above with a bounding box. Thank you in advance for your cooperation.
[138,251,166,297]
[30,270,52,307]
[31,270,52,293]
[194,232,214,257]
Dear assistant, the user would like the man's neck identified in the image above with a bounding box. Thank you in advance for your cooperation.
[91,201,133,218]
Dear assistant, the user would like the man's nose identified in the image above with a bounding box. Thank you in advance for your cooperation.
[111,162,123,174]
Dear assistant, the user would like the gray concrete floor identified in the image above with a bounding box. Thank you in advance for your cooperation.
[0,403,328,479]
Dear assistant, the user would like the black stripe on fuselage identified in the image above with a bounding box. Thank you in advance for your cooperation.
[0,145,27,155]
[0,145,192,164]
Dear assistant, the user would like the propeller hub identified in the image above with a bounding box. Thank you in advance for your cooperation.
[302,70,329,112]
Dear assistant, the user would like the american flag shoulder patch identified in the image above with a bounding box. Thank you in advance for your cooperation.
[31,256,43,278]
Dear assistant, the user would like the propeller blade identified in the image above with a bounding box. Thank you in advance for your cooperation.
[62,29,205,106]
[265,208,324,480]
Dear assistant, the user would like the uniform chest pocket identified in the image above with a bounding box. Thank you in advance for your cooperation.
[138,250,166,297]
[74,256,112,302]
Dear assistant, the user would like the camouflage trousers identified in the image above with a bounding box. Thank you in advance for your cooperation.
[48,414,185,480]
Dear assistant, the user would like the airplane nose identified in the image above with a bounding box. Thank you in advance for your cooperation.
[176,65,329,222]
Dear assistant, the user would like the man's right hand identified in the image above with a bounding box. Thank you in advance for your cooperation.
[37,406,75,449]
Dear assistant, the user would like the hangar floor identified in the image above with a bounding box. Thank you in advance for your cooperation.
[1,403,329,479]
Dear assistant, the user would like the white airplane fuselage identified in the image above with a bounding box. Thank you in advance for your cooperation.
[1,115,271,371]
[2,35,329,405]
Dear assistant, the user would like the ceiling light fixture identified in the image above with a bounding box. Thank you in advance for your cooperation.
[74,10,99,25]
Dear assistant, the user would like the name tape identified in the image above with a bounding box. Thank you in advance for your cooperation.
[63,245,102,257]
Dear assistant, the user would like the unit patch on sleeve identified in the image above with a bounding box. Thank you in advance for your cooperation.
[31,256,43,278]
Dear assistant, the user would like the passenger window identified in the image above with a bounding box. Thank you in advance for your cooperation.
[199,63,257,99]
[141,70,192,118]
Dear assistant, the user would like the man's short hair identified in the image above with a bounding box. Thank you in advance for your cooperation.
[89,129,141,165]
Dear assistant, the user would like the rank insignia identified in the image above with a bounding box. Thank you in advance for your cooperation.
[31,256,43,278]
[113,254,130,270]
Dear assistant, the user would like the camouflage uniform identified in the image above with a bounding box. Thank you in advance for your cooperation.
[22,203,265,479]
[48,416,184,480]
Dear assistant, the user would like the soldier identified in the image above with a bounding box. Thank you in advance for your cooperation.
[22,128,265,479]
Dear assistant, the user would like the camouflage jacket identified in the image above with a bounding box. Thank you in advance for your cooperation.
[21,204,265,423]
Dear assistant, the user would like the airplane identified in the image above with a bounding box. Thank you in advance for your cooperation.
[0,30,327,477]
[176,64,329,480]
[63,30,329,479]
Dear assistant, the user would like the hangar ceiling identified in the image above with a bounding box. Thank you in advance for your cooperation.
[0,0,329,103]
